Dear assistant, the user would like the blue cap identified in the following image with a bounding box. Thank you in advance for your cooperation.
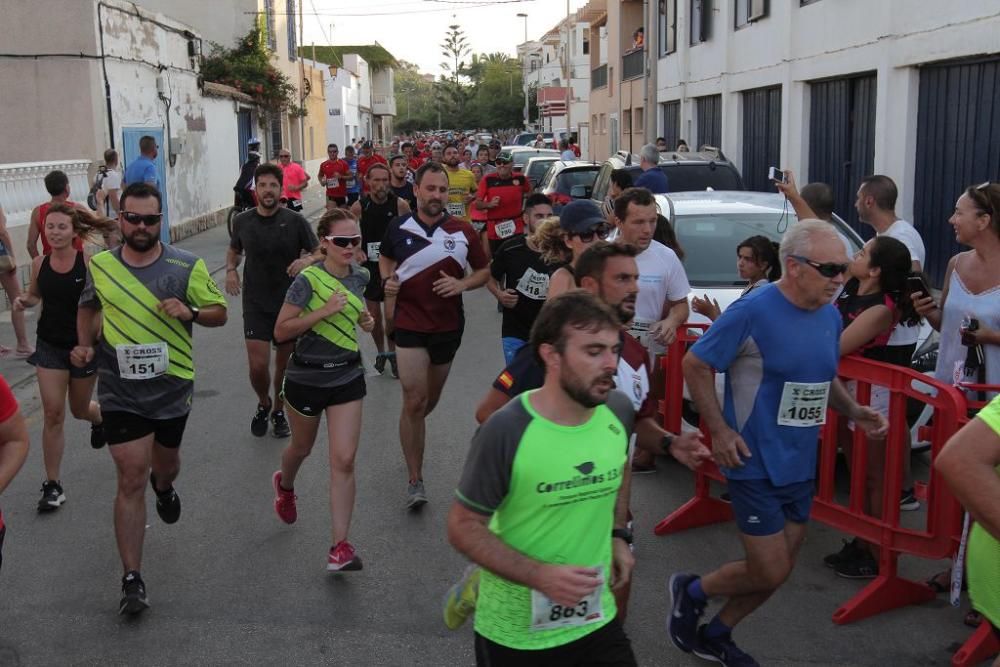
[247,137,261,146]
[559,199,607,234]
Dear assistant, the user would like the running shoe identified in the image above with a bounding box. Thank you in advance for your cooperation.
[271,410,291,438]
[900,488,920,511]
[90,422,107,449]
[823,538,865,568]
[272,470,297,524]
[119,570,150,615]
[834,551,879,579]
[668,573,705,653]
[693,626,760,666]
[150,474,181,524]
[443,564,480,630]
[37,480,65,512]
[327,540,363,572]
[251,403,270,437]
[388,353,399,379]
[374,353,387,375]
[406,480,428,510]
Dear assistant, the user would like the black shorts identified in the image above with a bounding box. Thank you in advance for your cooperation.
[346,192,360,205]
[363,262,384,302]
[474,618,636,667]
[244,311,279,342]
[103,411,189,448]
[327,195,347,206]
[885,342,916,368]
[282,375,366,417]
[27,338,97,379]
[394,327,463,365]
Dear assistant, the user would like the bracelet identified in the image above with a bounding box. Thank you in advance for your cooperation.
[226,268,237,273]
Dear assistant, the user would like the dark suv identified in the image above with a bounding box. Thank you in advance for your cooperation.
[589,148,744,204]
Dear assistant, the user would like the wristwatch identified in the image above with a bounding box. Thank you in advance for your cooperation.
[612,528,634,545]
[660,433,675,455]
[189,306,200,323]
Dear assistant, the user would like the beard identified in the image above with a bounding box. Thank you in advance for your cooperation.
[258,193,279,211]
[123,229,158,252]
[560,368,614,409]
[419,200,444,218]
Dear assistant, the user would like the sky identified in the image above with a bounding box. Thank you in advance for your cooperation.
[299,0,590,78]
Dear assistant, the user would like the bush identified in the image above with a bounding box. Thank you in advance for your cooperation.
[201,25,301,116]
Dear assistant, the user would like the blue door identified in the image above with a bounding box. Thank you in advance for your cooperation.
[122,127,170,244]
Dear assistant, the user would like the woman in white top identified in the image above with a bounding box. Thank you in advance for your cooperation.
[692,235,781,321]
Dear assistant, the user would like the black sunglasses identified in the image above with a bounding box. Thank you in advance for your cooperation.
[790,254,848,278]
[324,235,362,248]
[571,224,611,243]
[121,211,162,226]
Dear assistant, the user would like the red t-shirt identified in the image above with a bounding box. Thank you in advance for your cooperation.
[357,154,388,193]
[408,157,425,172]
[0,374,19,424]
[476,174,532,241]
[279,162,308,201]
[318,159,350,198]
[36,201,86,254]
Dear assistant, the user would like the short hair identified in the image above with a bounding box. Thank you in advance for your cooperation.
[613,187,656,221]
[529,290,621,367]
[476,145,489,155]
[254,162,283,185]
[573,241,639,287]
[316,207,358,238]
[345,145,355,155]
[779,218,839,267]
[639,143,659,165]
[103,149,118,165]
[327,143,338,150]
[402,141,413,150]
[415,161,446,185]
[610,168,633,191]
[799,182,835,220]
[366,162,390,179]
[389,154,407,166]
[860,175,898,211]
[524,193,552,211]
[139,135,157,154]
[656,137,666,144]
[43,170,69,197]
[119,182,162,213]
[444,143,459,152]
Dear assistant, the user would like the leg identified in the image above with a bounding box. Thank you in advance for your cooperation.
[150,442,181,493]
[326,399,363,544]
[36,367,70,482]
[245,339,273,408]
[67,374,101,425]
[424,360,454,416]
[279,407,322,488]
[366,299,386,354]
[109,436,155,573]
[0,270,31,351]
[272,341,293,413]
[396,346,432,481]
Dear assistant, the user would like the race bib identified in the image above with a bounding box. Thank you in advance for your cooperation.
[116,342,168,380]
[530,568,604,632]
[628,318,653,348]
[328,177,339,188]
[446,202,465,217]
[346,177,356,188]
[367,242,381,261]
[777,381,830,427]
[515,267,550,300]
[495,219,517,238]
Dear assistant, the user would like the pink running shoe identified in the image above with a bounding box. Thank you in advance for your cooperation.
[272,470,297,524]
[327,540,363,572]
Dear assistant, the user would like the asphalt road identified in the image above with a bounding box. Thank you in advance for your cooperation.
[0,211,986,666]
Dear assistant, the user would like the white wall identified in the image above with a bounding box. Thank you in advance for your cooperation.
[203,98,241,212]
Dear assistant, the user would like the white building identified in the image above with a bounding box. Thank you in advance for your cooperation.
[309,46,398,145]
[314,58,363,150]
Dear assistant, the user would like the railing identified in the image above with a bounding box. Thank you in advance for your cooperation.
[622,48,644,81]
[0,160,91,229]
[372,94,397,116]
[591,64,608,89]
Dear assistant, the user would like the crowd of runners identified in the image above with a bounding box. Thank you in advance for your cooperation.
[0,127,998,667]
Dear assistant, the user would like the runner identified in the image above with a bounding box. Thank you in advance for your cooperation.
[227,163,320,439]
[234,138,262,210]
[474,150,532,257]
[430,142,444,164]
[72,182,228,614]
[0,374,29,574]
[403,142,424,173]
[270,209,376,572]
[27,170,87,259]
[448,290,638,665]
[14,205,115,511]
[379,162,489,509]
[487,140,501,166]
[389,154,417,210]
[443,144,477,219]
[344,146,361,206]
[350,163,411,377]
[487,193,554,364]
[357,141,387,195]
[475,146,496,175]
[276,150,310,212]
[318,143,350,211]
[669,219,888,665]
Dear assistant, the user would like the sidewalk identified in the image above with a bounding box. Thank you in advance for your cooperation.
[0,186,328,416]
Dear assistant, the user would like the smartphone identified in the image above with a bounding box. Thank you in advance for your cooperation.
[906,275,931,298]
[768,167,787,184]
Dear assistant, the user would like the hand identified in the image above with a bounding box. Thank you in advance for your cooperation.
[610,538,635,591]
[852,405,889,438]
[433,270,464,298]
[225,270,241,296]
[287,257,312,277]
[323,291,348,316]
[383,273,401,298]
[319,176,327,187]
[465,193,477,204]
[70,345,94,368]
[12,296,28,312]
[490,196,501,209]
[691,294,720,321]
[651,319,678,347]
[533,564,601,608]
[962,323,995,346]
[774,169,799,198]
[711,426,752,468]
[359,310,375,332]
[911,292,937,317]
[158,298,195,321]
[668,431,713,470]
[497,288,519,309]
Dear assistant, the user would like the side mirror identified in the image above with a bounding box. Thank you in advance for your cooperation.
[570,185,592,199]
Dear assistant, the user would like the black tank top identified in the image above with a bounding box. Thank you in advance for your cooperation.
[37,251,86,348]
[391,182,416,209]
[360,193,400,253]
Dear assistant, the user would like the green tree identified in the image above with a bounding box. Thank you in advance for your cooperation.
[440,24,471,84]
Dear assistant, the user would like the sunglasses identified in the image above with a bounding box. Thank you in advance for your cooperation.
[571,224,611,243]
[121,211,162,226]
[790,254,849,278]
[324,235,362,248]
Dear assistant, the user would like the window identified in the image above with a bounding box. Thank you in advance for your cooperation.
[623,109,632,135]
[634,107,644,132]
[286,0,297,61]
[600,113,606,134]
[735,0,768,29]
[659,0,677,55]
[592,114,598,132]
[583,34,590,55]
[690,0,712,45]
[269,115,283,155]
[264,0,277,51]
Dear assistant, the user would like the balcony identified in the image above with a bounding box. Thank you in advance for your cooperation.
[622,48,644,81]
[591,64,608,90]
[0,160,90,229]
[372,94,396,117]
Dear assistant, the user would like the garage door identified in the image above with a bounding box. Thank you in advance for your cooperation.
[914,56,1000,285]
[696,94,721,150]
[742,86,782,192]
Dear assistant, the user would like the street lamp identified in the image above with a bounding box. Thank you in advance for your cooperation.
[517,12,529,130]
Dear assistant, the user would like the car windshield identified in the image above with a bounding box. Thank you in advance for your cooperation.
[556,169,599,194]
[528,159,558,182]
[513,151,557,167]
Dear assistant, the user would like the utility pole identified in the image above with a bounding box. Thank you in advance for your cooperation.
[517,13,529,130]
[298,0,306,159]
[644,0,658,144]
[563,0,571,136]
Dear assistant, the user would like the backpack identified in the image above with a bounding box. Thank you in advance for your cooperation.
[86,166,109,211]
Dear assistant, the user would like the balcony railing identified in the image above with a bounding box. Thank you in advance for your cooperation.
[622,48,644,81]
[591,64,608,90]
[0,160,91,229]
[372,94,396,117]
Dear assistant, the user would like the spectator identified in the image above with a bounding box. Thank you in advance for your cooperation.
[0,206,32,357]
[656,137,669,152]
[633,26,644,49]
[676,139,690,153]
[634,144,668,194]
[603,168,635,222]
[559,139,575,161]
[532,134,546,149]
[692,235,779,321]
[654,214,685,261]
[774,170,856,258]
[97,149,122,217]
[124,135,159,188]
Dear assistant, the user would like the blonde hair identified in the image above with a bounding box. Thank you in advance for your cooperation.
[531,217,571,265]
[316,208,359,237]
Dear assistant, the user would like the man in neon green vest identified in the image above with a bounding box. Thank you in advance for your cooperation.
[72,182,227,616]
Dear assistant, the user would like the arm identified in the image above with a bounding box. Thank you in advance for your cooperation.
[13,257,44,310]
[652,298,690,346]
[774,170,819,221]
[0,208,16,270]
[936,417,1000,540]
[225,247,243,296]
[633,417,710,470]
[349,200,363,220]
[26,208,40,259]
[0,408,29,495]
[610,466,634,591]
[548,268,576,299]
[397,199,411,216]
[70,304,101,368]
[475,387,511,424]
[683,349,752,469]
[829,378,888,437]
[274,291,349,342]
[839,305,893,357]
[913,255,955,332]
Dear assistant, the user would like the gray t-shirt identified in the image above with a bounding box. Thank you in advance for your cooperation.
[283,262,369,388]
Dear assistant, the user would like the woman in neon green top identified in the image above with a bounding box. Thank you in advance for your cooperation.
[938,394,1000,654]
